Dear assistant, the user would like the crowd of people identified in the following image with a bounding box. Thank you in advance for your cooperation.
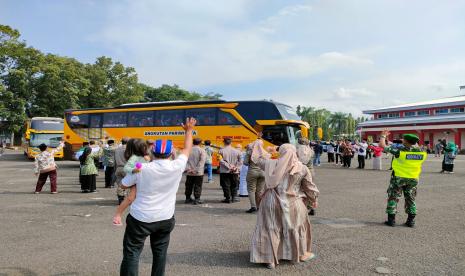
[29,119,460,275]
[305,137,459,173]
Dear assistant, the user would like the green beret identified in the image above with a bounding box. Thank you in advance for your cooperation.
[403,134,419,144]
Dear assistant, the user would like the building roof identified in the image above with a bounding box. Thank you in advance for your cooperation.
[358,113,465,127]
[363,95,465,114]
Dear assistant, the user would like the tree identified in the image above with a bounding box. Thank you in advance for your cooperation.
[29,54,90,117]
[297,105,369,140]
[0,24,223,140]
[142,84,222,102]
[0,25,42,132]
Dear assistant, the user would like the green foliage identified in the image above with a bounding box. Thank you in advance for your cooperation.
[0,24,220,133]
[297,105,367,140]
[141,84,222,102]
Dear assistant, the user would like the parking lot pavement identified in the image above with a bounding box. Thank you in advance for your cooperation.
[0,150,464,275]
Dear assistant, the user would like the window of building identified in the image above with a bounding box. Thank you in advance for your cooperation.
[377,114,388,119]
[435,109,449,115]
[388,113,400,118]
[417,110,429,116]
[155,110,185,126]
[218,110,241,125]
[186,108,216,126]
[404,111,416,117]
[128,111,154,127]
[103,112,127,127]
[450,107,465,113]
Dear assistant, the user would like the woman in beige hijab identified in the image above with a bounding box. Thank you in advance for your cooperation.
[250,144,319,269]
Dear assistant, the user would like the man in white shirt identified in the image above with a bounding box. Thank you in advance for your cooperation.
[355,140,368,169]
[326,141,335,163]
[119,118,196,276]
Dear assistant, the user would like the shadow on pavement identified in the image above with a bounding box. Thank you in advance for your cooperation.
[0,267,38,276]
[52,199,117,207]
[175,201,248,216]
[163,251,255,268]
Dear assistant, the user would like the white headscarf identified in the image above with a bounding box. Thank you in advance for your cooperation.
[264,144,303,189]
[249,139,271,164]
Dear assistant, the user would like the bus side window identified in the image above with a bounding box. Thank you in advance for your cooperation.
[89,114,102,128]
[128,111,154,127]
[155,110,185,127]
[218,111,240,125]
[67,114,89,129]
[103,112,127,128]
[186,108,216,126]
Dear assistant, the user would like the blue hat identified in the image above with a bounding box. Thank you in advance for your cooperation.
[153,140,173,155]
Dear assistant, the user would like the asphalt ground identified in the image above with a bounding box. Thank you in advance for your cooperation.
[0,150,464,276]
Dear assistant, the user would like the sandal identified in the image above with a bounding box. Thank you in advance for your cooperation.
[300,252,316,262]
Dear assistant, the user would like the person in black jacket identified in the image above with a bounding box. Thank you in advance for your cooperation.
[312,141,323,166]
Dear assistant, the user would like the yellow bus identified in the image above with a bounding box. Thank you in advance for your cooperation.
[24,117,64,159]
[63,100,309,165]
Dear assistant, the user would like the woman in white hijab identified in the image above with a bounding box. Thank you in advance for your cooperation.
[250,144,319,269]
[296,137,315,177]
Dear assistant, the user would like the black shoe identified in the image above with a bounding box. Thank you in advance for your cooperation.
[405,214,416,227]
[193,199,203,205]
[81,190,89,193]
[232,198,240,203]
[185,197,194,204]
[246,207,257,213]
[384,214,396,227]
[221,199,231,203]
[308,209,315,216]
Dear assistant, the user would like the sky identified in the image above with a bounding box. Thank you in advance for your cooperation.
[1,0,465,116]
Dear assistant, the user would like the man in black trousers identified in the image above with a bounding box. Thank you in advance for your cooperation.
[119,118,196,276]
[219,137,243,203]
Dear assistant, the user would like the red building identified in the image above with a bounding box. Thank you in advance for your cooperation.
[359,96,465,149]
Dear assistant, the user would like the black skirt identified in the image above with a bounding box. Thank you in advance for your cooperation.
[81,174,97,191]
[442,162,454,172]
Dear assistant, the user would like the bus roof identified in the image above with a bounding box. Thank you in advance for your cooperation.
[30,117,64,122]
[65,100,293,112]
[117,100,226,108]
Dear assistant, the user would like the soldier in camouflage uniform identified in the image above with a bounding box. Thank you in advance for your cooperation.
[379,131,427,227]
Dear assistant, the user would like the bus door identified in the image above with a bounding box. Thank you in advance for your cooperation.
[261,124,303,146]
[88,114,103,140]
[261,125,289,146]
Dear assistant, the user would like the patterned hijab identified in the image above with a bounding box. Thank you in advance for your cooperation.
[249,139,271,164]
[264,144,303,189]
[445,142,456,152]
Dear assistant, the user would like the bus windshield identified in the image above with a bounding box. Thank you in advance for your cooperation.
[30,133,62,147]
[275,104,301,121]
[31,120,64,131]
